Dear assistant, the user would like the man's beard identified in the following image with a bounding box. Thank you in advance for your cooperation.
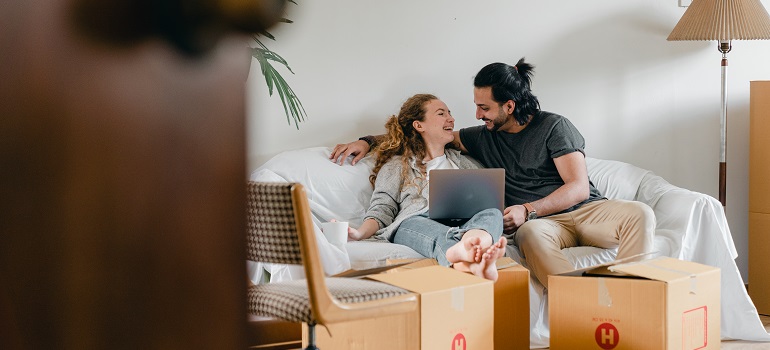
[488,109,509,132]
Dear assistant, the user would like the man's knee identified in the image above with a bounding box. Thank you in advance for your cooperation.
[514,220,556,248]
[626,201,656,233]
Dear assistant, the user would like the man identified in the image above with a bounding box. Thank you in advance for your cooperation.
[330,58,654,288]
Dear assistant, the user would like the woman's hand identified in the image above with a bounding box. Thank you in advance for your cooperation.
[346,218,379,241]
[347,226,367,241]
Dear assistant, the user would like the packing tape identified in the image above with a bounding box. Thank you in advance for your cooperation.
[451,287,464,312]
[690,275,697,295]
[610,259,699,294]
[598,278,612,307]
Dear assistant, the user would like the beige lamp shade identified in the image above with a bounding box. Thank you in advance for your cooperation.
[668,0,770,41]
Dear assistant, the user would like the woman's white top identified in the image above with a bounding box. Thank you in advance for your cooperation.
[425,154,458,181]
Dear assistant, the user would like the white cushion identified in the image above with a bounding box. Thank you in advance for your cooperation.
[586,157,650,201]
[252,147,374,228]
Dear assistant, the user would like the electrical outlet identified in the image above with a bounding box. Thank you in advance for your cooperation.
[679,0,692,7]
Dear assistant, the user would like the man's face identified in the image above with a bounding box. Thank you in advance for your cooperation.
[474,86,510,132]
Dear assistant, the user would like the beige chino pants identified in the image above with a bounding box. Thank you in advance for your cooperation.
[513,199,655,289]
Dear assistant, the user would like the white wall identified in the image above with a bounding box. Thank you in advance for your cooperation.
[246,0,770,281]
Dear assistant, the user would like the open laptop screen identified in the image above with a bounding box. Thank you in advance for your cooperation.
[428,168,505,222]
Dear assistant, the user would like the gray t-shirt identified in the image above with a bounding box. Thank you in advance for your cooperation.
[459,111,604,214]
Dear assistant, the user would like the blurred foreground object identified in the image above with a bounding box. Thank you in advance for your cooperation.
[0,0,285,348]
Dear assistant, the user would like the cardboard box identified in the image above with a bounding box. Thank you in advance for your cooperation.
[302,259,436,349]
[371,265,494,349]
[549,257,720,350]
[750,80,770,213]
[302,310,420,349]
[749,81,770,315]
[494,258,530,350]
[306,265,494,350]
[309,258,530,350]
[749,211,770,315]
[389,257,530,349]
[385,257,439,272]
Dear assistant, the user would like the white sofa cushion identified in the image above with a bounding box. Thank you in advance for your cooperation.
[253,147,374,228]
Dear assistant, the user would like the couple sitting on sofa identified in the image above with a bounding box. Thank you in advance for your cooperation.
[329,58,655,286]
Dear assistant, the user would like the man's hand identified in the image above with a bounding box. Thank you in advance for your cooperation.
[330,139,370,166]
[502,204,528,234]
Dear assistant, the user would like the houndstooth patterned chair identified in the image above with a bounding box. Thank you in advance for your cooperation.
[246,182,418,350]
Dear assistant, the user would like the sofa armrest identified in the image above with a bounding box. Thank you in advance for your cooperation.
[635,172,738,261]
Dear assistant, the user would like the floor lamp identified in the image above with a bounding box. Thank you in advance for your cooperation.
[667,0,770,209]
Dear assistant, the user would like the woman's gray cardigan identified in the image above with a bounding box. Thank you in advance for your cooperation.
[364,148,479,241]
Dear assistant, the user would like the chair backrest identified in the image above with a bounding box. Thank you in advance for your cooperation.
[246,181,419,327]
[246,182,330,311]
[246,182,304,265]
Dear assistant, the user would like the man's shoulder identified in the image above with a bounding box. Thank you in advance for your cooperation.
[537,110,568,123]
[459,125,486,135]
[458,125,490,143]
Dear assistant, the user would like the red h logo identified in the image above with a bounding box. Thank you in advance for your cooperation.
[451,333,466,350]
[595,323,619,349]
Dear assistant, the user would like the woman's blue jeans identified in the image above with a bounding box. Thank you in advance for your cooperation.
[393,208,503,267]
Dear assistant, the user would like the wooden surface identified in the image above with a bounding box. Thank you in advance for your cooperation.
[0,0,282,348]
[749,81,770,315]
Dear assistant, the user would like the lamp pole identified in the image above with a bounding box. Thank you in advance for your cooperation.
[719,40,731,209]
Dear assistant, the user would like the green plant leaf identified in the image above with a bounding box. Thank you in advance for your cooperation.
[252,46,306,129]
[252,1,306,129]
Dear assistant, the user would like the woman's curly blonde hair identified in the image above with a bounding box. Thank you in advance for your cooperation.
[369,94,438,188]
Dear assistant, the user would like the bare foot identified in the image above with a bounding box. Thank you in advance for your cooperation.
[469,245,501,281]
[492,236,507,258]
[446,236,482,264]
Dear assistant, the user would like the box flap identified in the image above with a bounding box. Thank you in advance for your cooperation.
[608,256,719,282]
[367,265,491,293]
[332,261,412,278]
[385,258,439,273]
[557,251,656,277]
[495,256,518,269]
[388,257,519,271]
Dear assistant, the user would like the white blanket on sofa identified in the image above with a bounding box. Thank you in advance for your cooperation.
[249,146,770,347]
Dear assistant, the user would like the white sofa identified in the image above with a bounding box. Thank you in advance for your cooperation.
[249,146,770,348]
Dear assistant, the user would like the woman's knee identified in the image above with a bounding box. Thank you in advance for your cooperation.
[469,208,504,235]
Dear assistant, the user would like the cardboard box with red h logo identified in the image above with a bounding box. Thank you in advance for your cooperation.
[548,256,720,350]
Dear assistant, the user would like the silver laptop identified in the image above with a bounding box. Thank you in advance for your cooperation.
[428,168,505,222]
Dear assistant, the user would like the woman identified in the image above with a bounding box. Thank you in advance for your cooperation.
[347,94,506,281]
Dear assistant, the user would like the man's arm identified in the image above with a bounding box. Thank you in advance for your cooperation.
[329,135,382,166]
[330,130,468,166]
[502,151,590,232]
[450,130,467,153]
